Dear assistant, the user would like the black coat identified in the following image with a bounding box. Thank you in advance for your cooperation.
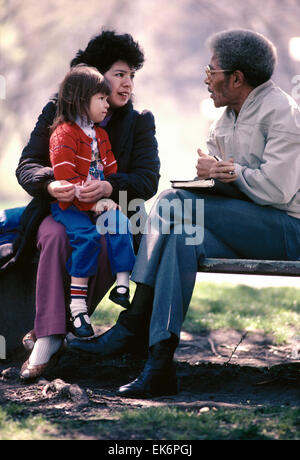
[0,99,160,271]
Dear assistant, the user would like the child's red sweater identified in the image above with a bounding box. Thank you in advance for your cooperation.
[50,122,117,211]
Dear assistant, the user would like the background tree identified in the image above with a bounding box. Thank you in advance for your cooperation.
[0,0,299,204]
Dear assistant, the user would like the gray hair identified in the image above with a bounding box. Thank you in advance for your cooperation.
[207,29,277,87]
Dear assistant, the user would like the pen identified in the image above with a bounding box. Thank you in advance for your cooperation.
[213,155,235,175]
[213,155,222,162]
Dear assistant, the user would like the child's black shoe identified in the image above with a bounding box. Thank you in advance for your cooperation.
[71,313,94,338]
[109,286,130,309]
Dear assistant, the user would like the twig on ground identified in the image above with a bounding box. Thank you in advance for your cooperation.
[226,332,249,365]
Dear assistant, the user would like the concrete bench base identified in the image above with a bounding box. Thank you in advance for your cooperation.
[0,262,37,357]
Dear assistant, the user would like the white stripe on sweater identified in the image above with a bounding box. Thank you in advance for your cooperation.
[53,161,76,169]
[106,160,117,168]
[76,154,91,162]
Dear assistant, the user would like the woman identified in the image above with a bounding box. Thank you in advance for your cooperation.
[16,30,160,380]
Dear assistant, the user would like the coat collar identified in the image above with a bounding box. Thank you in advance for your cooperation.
[105,101,136,159]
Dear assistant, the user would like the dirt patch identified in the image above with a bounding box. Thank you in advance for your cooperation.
[0,328,299,426]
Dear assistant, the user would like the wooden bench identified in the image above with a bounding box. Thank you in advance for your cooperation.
[1,257,299,357]
[198,258,300,277]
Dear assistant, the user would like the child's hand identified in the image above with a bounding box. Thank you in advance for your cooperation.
[79,180,113,202]
[92,198,120,215]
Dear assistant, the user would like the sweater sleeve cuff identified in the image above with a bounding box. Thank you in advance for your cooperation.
[43,178,55,199]
[233,163,244,185]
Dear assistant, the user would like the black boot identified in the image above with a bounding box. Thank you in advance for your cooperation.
[117,334,179,398]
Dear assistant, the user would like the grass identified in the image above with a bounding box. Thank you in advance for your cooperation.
[92,282,300,345]
[118,406,300,440]
[1,281,299,440]
[0,404,299,440]
[186,283,300,344]
[92,291,123,327]
[0,405,59,440]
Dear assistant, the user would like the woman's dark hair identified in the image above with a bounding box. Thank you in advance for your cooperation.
[207,29,277,88]
[51,65,111,132]
[70,30,145,73]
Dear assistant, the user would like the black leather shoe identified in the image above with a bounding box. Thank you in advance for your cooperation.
[70,313,94,338]
[68,321,135,357]
[109,285,130,309]
[118,363,179,398]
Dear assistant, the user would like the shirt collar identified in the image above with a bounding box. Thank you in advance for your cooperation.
[75,115,94,130]
[246,79,275,102]
[75,115,95,137]
[227,80,275,120]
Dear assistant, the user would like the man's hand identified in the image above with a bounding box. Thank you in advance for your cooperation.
[78,180,113,203]
[196,149,218,179]
[47,180,75,202]
[209,158,238,183]
[196,149,237,183]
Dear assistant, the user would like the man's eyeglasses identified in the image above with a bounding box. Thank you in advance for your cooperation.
[205,65,234,78]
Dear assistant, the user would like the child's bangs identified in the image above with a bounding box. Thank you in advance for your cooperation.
[95,78,111,96]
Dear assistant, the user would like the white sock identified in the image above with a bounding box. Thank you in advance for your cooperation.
[70,299,91,328]
[29,335,62,366]
[116,272,130,294]
[70,284,89,323]
[70,298,89,318]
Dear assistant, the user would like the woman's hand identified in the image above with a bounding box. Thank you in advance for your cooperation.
[78,180,113,202]
[47,180,75,202]
[92,198,120,215]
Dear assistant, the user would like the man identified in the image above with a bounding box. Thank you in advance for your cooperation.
[69,29,300,398]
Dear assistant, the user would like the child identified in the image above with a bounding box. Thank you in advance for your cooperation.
[49,65,136,338]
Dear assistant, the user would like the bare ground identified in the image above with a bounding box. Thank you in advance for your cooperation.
[0,327,299,436]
